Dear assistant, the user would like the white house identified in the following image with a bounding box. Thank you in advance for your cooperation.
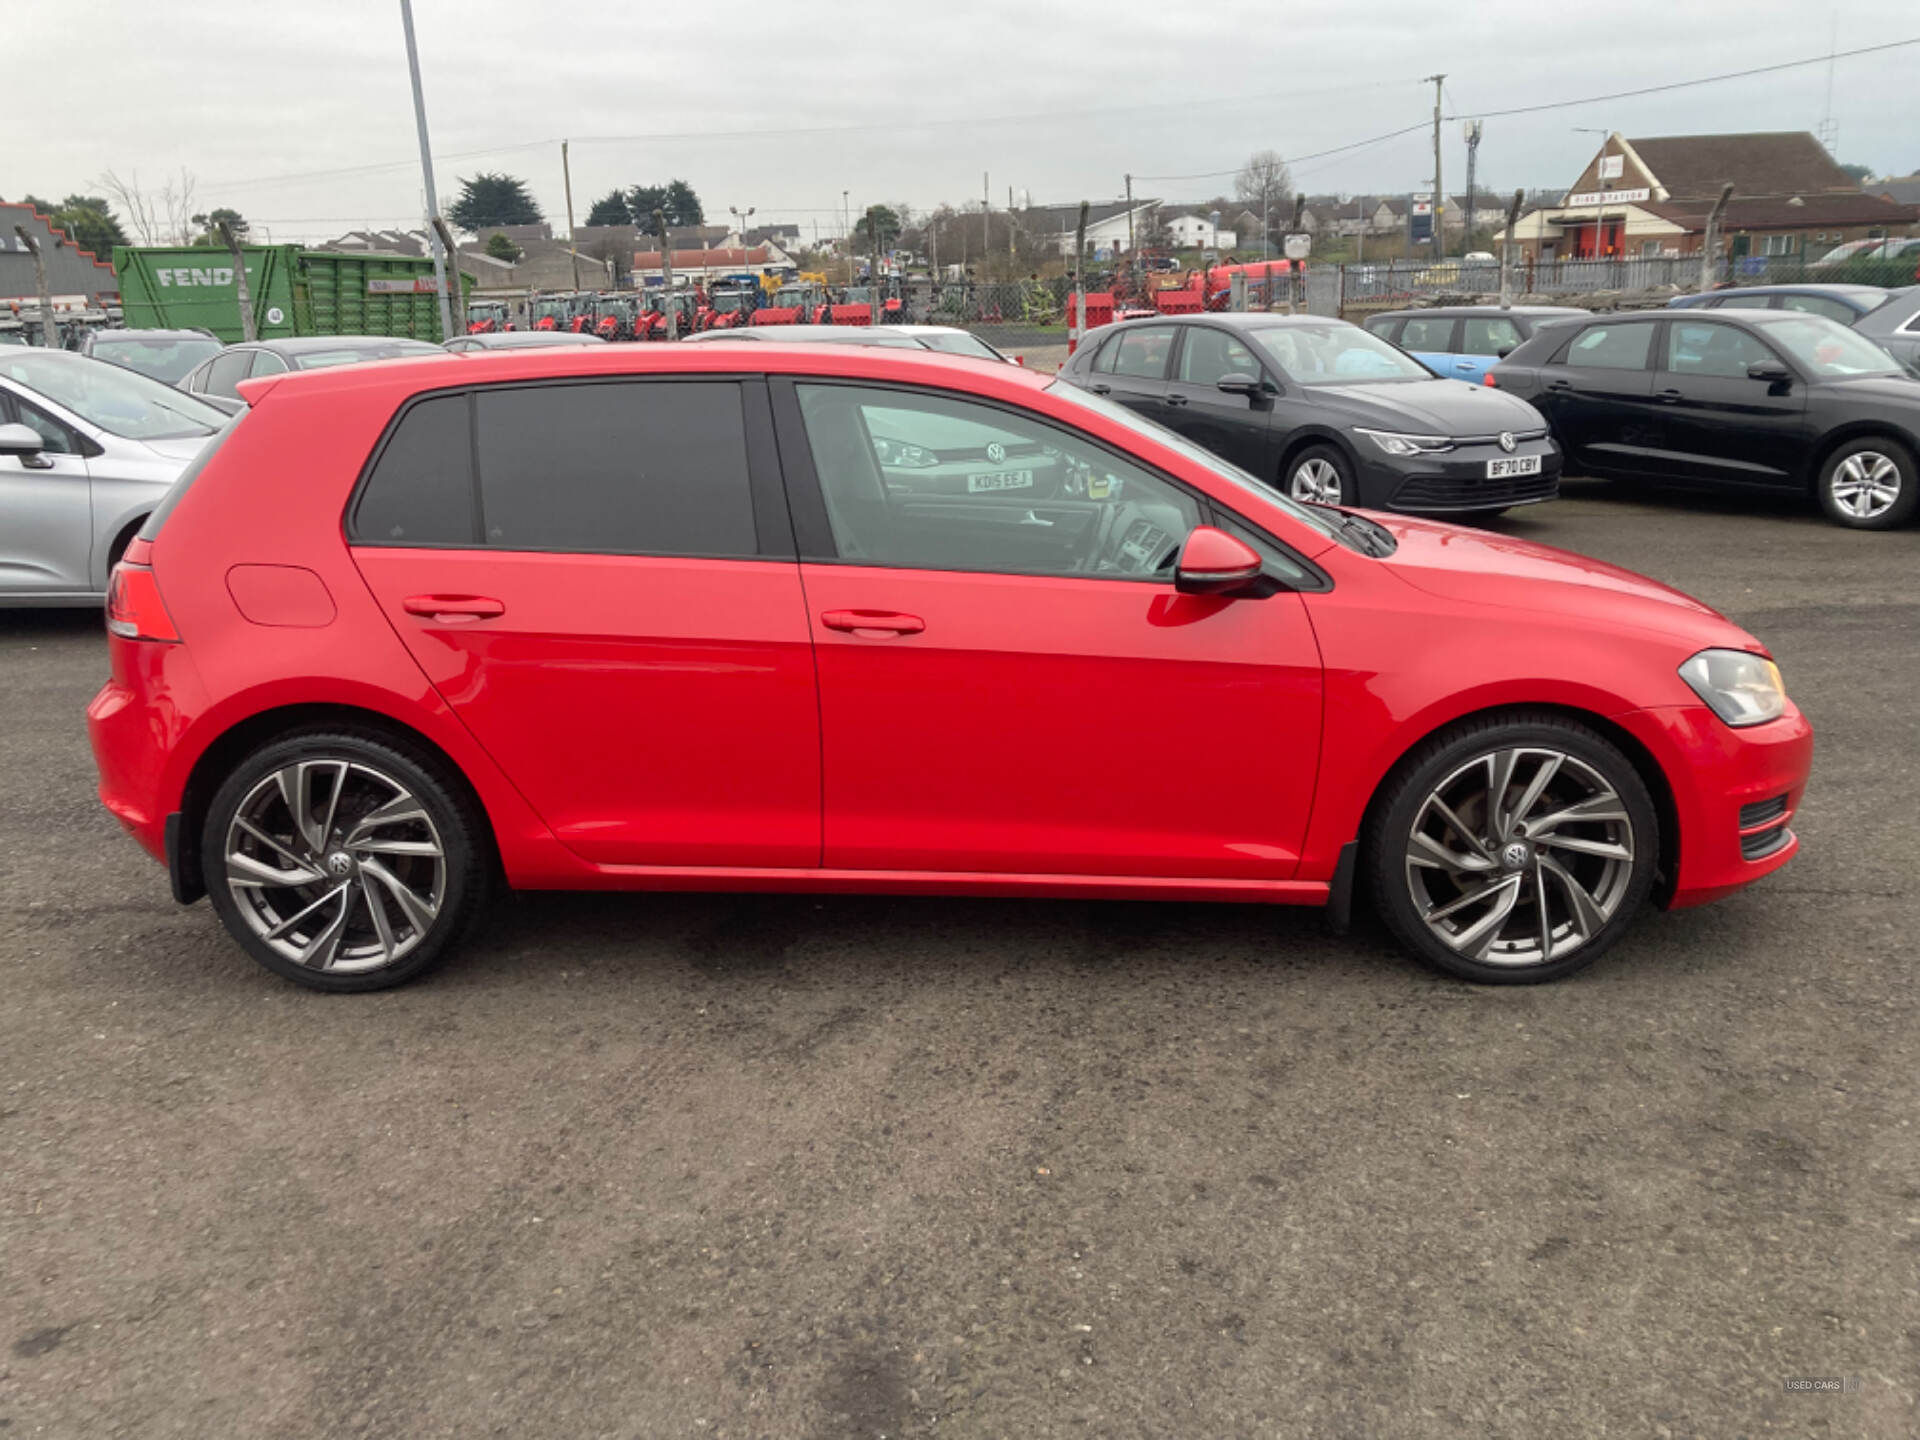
[1162,208,1236,250]
[1019,201,1160,258]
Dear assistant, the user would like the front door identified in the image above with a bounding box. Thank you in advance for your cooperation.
[1542,319,1659,474]
[778,379,1323,880]
[349,378,821,868]
[0,389,93,594]
[1653,319,1809,487]
[1161,324,1280,476]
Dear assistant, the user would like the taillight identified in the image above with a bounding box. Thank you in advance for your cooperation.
[1482,371,1498,387]
[106,552,180,642]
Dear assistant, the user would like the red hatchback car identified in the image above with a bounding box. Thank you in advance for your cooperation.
[88,345,1811,991]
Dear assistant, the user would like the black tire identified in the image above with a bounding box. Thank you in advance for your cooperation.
[201,728,489,992]
[1815,436,1918,530]
[1283,443,1357,507]
[1365,712,1660,984]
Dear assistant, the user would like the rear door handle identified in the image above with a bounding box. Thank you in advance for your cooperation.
[821,609,924,638]
[1544,378,1572,393]
[1454,360,1475,370]
[1089,382,1112,395]
[403,594,505,623]
[1656,387,1684,403]
[1164,393,1189,407]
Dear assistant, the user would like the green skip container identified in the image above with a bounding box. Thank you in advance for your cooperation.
[113,245,472,343]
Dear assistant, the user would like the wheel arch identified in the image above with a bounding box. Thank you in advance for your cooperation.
[176,701,501,903]
[1799,420,1920,491]
[1354,700,1682,909]
[1276,427,1362,486]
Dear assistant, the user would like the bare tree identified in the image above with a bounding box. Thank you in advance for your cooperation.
[1234,150,1293,248]
[95,167,200,246]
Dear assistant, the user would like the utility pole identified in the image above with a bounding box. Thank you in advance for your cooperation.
[1070,201,1088,354]
[842,191,851,286]
[562,140,580,291]
[1462,119,1482,251]
[1499,189,1523,309]
[399,0,455,343]
[655,209,677,339]
[216,220,258,342]
[11,226,56,347]
[1700,182,1734,293]
[982,172,990,274]
[1125,172,1136,294]
[1008,186,1015,263]
[1424,72,1446,263]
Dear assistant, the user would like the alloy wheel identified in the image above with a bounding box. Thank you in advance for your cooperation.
[1828,450,1902,521]
[1403,746,1636,968]
[223,759,446,973]
[1290,457,1344,504]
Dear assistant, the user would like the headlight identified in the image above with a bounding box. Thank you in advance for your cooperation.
[1679,649,1787,727]
[1355,428,1454,457]
[871,437,936,468]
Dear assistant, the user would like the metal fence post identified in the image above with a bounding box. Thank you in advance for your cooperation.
[11,226,56,347]
[1499,189,1523,310]
[656,210,677,339]
[1699,183,1733,294]
[217,221,258,342]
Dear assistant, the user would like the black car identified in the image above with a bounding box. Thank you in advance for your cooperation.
[71,328,224,385]
[178,335,447,403]
[1490,308,1920,529]
[1852,286,1920,378]
[1665,283,1894,325]
[1057,314,1561,519]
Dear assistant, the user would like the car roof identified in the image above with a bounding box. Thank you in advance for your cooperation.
[90,328,218,341]
[450,331,606,347]
[234,339,1050,408]
[681,326,924,346]
[245,335,447,355]
[1674,283,1888,303]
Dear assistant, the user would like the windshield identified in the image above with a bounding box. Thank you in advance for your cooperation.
[1044,380,1340,539]
[292,342,445,371]
[0,349,227,439]
[1250,322,1433,384]
[90,335,224,384]
[917,332,1003,361]
[1762,317,1902,378]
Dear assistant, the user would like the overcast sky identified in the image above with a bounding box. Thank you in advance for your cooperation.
[14,0,1919,245]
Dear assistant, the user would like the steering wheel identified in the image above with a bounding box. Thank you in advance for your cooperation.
[1089,501,1182,576]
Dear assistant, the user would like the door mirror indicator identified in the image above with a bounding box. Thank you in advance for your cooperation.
[1174,526,1266,596]
[1747,359,1792,384]
[0,422,52,468]
[1214,371,1265,398]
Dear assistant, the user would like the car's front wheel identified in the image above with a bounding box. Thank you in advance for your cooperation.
[201,729,488,991]
[1367,713,1660,983]
[1816,436,1917,530]
[1285,444,1354,506]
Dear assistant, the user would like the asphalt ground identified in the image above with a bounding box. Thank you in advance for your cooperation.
[1,479,1915,1438]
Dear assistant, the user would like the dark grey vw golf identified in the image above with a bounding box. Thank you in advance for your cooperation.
[1056,313,1562,520]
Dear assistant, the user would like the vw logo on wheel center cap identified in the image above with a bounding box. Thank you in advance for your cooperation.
[1498,431,1517,453]
[325,851,355,878]
[1500,841,1531,870]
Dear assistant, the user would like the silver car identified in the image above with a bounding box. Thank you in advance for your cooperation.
[0,349,229,606]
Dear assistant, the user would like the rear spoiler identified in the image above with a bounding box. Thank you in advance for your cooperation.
[233,374,287,406]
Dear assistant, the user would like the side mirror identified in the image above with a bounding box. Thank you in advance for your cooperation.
[1496,344,1517,359]
[1214,371,1266,399]
[0,422,51,467]
[1747,359,1791,383]
[1174,526,1265,596]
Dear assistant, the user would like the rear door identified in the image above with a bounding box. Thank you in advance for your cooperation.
[775,378,1324,880]
[1160,324,1279,475]
[1084,324,1176,422]
[349,376,821,868]
[1653,319,1809,488]
[1540,319,1660,474]
[0,387,93,594]
[1454,313,1525,384]
[1396,315,1462,378]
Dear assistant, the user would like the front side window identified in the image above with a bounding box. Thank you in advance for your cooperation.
[1249,322,1431,384]
[795,383,1200,579]
[1105,325,1176,380]
[1563,323,1654,371]
[1666,322,1778,378]
[1176,328,1264,386]
[1398,317,1458,353]
[4,395,79,454]
[1462,316,1522,355]
[0,348,225,438]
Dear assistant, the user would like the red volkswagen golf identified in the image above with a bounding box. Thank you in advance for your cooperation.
[87,345,1811,991]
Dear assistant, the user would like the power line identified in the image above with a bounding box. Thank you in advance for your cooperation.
[1133,121,1433,183]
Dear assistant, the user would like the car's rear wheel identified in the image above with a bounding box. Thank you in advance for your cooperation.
[202,730,487,991]
[1286,444,1354,506]
[1816,436,1917,530]
[1367,714,1659,983]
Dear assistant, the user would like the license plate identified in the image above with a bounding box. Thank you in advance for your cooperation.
[1486,454,1541,479]
[967,469,1034,493]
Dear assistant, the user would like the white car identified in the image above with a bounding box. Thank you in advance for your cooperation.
[681,324,1015,363]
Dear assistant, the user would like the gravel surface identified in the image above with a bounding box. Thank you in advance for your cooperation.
[2,479,1914,1438]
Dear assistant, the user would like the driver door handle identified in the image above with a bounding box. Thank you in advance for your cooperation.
[1164,393,1189,407]
[403,594,505,623]
[1544,378,1572,392]
[1089,382,1112,395]
[1656,387,1684,403]
[821,609,924,638]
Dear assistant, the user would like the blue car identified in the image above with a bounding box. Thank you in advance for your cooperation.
[1364,305,1588,384]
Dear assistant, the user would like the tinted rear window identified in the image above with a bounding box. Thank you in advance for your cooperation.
[476,381,755,556]
[353,394,475,544]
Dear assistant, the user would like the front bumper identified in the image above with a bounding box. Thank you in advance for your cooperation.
[1359,439,1562,513]
[1612,701,1814,909]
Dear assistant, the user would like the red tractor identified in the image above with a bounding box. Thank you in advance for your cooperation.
[592,295,638,342]
[466,300,508,335]
[635,289,697,341]
[695,280,760,332]
[751,281,825,325]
